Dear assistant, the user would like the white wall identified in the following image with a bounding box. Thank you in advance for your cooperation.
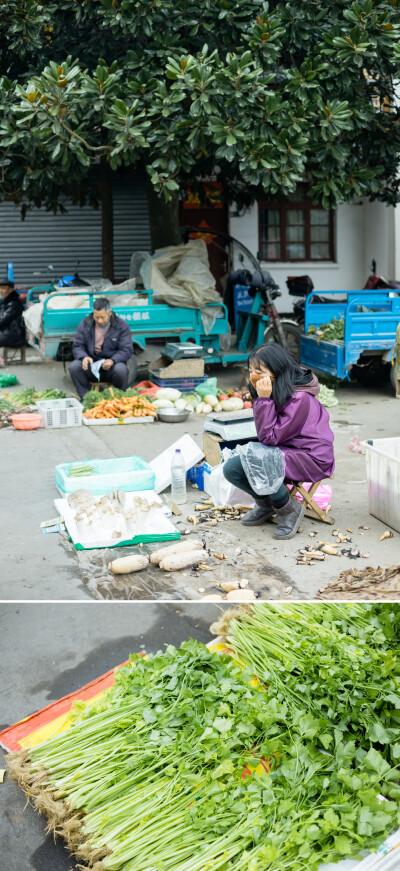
[229,200,397,312]
[363,200,397,279]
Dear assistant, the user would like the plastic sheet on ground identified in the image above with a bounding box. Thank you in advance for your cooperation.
[150,239,221,308]
[68,525,303,601]
[317,562,400,600]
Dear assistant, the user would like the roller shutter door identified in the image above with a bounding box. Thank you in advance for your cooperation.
[0,168,151,287]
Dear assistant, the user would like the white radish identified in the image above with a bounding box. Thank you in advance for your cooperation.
[159,549,209,571]
[149,538,203,566]
[220,398,244,411]
[225,588,256,601]
[204,394,219,408]
[108,554,149,574]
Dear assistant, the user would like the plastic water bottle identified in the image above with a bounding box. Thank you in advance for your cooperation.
[171,449,187,504]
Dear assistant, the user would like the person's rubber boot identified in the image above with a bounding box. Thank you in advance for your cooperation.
[241,496,275,526]
[273,496,305,540]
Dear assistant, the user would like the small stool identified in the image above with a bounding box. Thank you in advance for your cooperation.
[286,480,334,524]
[3,346,26,365]
[89,381,110,392]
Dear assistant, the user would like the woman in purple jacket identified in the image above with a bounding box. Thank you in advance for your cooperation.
[223,344,335,540]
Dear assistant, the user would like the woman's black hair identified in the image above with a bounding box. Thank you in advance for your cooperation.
[248,343,312,407]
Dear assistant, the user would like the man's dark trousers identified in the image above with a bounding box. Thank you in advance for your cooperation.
[69,360,129,399]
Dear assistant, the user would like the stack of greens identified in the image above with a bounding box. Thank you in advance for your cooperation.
[318,383,339,408]
[308,317,345,342]
[67,463,96,478]
[12,614,400,871]
[226,603,400,768]
[2,386,66,406]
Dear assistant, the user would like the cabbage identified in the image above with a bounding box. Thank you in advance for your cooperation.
[155,388,182,401]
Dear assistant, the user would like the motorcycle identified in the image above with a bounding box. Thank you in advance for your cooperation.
[182,225,304,359]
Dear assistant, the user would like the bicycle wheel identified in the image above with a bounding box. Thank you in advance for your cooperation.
[263,321,302,361]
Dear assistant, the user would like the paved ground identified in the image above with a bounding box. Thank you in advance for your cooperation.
[0,351,399,600]
[0,602,221,871]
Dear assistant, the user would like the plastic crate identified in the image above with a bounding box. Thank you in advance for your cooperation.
[149,373,208,393]
[361,437,400,533]
[187,462,204,490]
[55,455,156,496]
[37,397,83,428]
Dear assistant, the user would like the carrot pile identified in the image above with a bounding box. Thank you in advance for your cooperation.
[83,395,157,419]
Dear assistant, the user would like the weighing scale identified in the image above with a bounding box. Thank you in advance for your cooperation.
[204,409,257,441]
[162,342,209,360]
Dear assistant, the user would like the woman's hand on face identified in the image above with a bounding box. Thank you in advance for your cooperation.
[255,375,273,398]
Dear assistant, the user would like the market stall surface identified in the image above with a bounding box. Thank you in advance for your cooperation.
[0,602,219,871]
[0,353,398,600]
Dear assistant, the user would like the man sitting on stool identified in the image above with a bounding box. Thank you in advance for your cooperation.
[69,297,133,399]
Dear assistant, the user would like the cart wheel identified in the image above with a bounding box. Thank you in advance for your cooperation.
[127,355,138,387]
[263,322,302,361]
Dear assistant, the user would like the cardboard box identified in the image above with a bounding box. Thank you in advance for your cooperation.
[203,431,258,466]
[149,356,205,378]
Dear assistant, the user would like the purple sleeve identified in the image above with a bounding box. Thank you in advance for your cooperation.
[111,320,133,364]
[253,394,310,445]
[72,321,89,360]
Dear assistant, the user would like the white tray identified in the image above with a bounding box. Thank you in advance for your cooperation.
[54,489,179,549]
[83,416,156,426]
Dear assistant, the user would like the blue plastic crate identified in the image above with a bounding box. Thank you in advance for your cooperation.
[55,455,156,496]
[149,373,208,393]
[186,462,204,490]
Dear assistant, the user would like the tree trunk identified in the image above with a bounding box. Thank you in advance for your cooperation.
[145,175,181,251]
[98,160,115,281]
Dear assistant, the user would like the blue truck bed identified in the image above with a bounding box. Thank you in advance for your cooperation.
[301,290,400,379]
[26,289,229,357]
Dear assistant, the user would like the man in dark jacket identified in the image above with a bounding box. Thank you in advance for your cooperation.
[0,279,25,348]
[69,297,133,398]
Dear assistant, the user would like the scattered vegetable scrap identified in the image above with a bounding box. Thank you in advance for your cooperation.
[317,563,400,599]
[380,530,394,541]
[188,503,250,525]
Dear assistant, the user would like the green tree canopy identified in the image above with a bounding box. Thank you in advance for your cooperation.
[1,0,400,273]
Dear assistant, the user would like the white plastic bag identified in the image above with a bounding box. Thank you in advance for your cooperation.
[237,442,285,496]
[23,300,44,337]
[203,450,255,508]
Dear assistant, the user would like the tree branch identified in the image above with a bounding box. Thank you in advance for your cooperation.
[59,119,111,153]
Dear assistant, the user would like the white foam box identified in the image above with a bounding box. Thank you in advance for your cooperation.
[150,434,204,493]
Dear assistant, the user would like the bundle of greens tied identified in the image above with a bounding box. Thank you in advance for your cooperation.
[9,612,400,871]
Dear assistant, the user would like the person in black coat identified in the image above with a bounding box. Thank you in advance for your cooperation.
[69,297,134,398]
[0,279,25,348]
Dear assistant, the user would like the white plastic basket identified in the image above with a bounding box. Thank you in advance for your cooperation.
[36,398,83,428]
[361,437,400,533]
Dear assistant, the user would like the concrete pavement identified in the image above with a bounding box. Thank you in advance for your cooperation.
[0,353,399,600]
